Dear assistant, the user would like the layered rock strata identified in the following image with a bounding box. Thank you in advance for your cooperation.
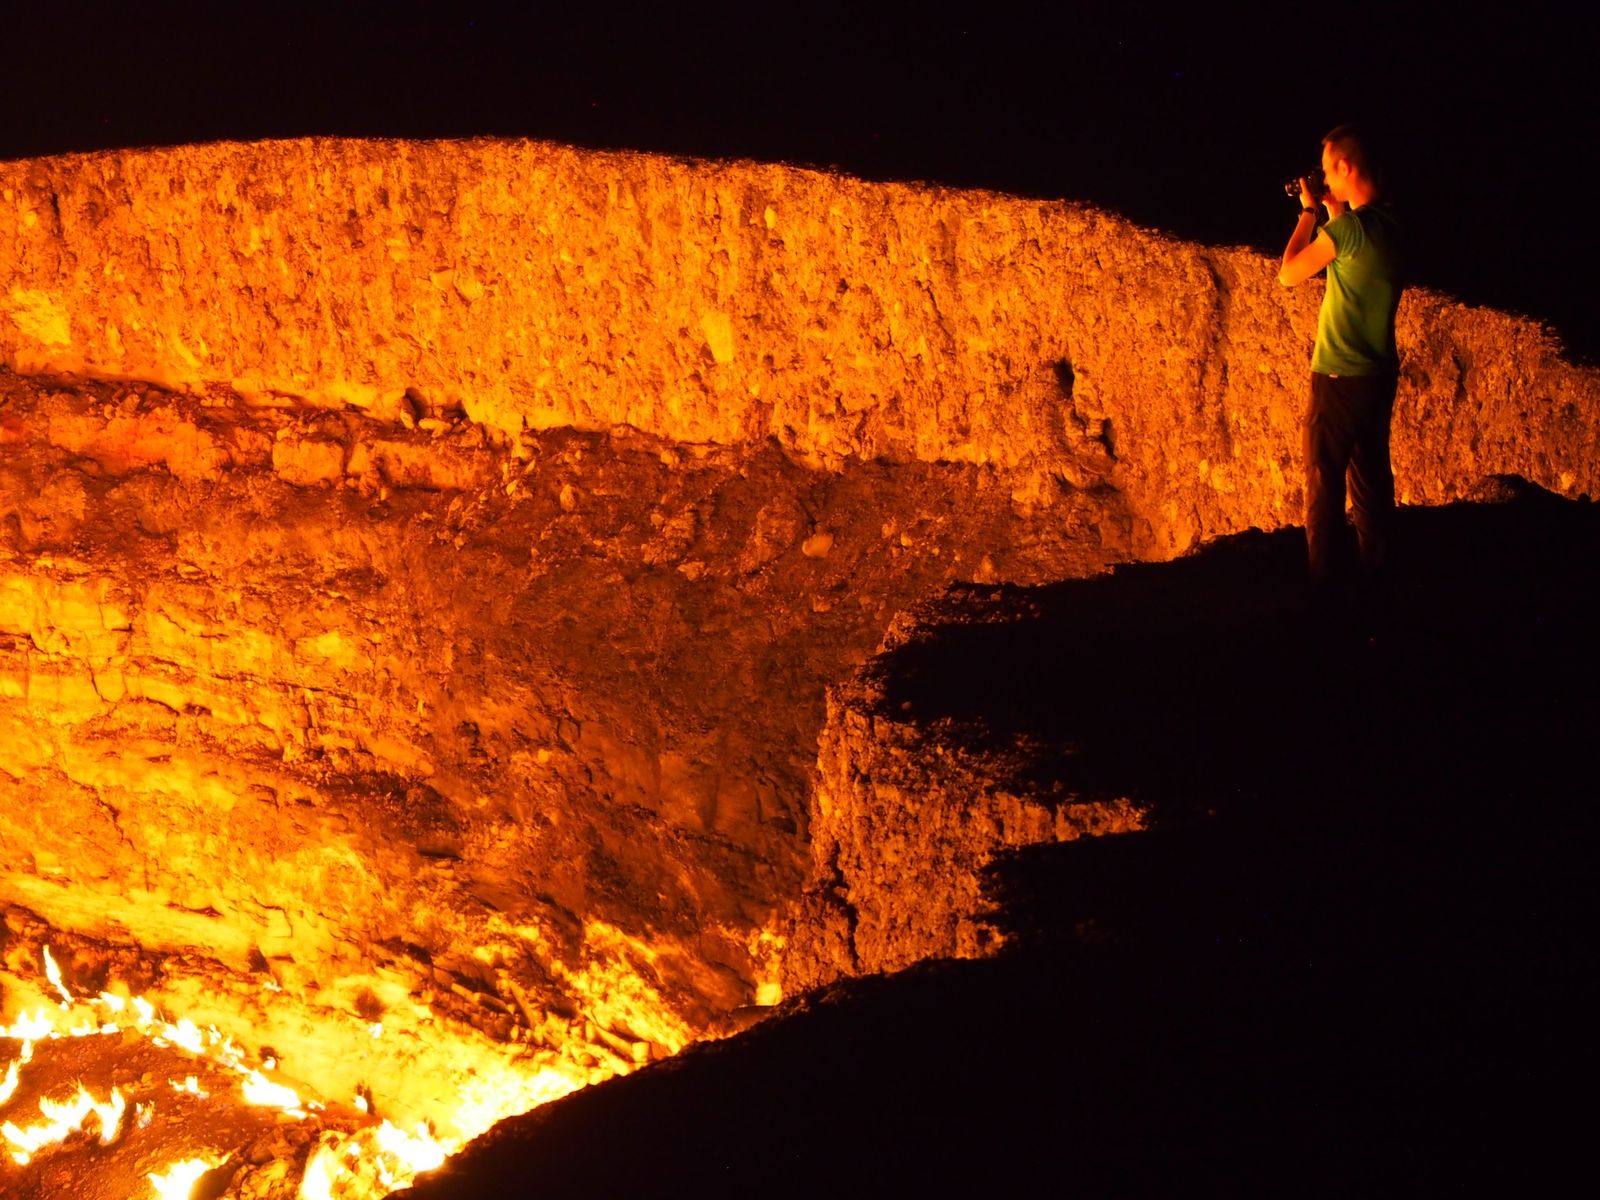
[0,371,1121,1138]
[1,137,1597,1150]
[3,138,1596,564]
[397,492,1600,1200]
[780,603,1145,991]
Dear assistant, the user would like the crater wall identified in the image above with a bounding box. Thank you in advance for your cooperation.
[4,138,1595,559]
[4,134,1595,1198]
[3,137,1597,1180]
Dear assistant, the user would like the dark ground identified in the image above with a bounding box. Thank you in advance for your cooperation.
[397,481,1598,1197]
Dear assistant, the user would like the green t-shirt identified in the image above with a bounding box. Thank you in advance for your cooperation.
[1312,201,1403,376]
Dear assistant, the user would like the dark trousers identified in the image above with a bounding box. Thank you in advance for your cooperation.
[1304,371,1397,586]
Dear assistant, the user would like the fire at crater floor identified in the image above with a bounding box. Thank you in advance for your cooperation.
[0,369,1124,1197]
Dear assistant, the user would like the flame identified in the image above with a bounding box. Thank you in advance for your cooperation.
[0,1010,56,1041]
[159,1017,206,1056]
[289,1119,452,1198]
[78,1084,127,1142]
[240,1068,305,1115]
[1,1042,33,1106]
[750,927,787,1007]
[444,1064,583,1147]
[297,1142,341,1200]
[3,956,250,1079]
[3,940,674,1197]
[2,1083,125,1164]
[0,946,317,1186]
[148,1156,220,1200]
[373,1118,448,1173]
[41,947,73,1007]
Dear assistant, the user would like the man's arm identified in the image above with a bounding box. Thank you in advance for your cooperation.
[1279,215,1336,286]
[1278,177,1342,287]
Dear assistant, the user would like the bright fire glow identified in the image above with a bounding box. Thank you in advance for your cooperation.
[41,947,73,1008]
[298,1141,342,1200]
[0,1011,55,1041]
[0,1043,32,1107]
[2,1083,125,1165]
[0,945,548,1193]
[159,1017,206,1056]
[148,1156,219,1199]
[294,1118,455,1198]
[374,1118,448,1173]
[2,938,674,1197]
[240,1068,305,1115]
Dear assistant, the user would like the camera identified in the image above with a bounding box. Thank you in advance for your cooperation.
[1284,168,1327,201]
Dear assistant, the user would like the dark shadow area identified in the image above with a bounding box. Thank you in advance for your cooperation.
[880,477,1599,827]
[396,482,1598,1198]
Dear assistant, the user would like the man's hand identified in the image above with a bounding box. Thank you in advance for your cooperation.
[1298,177,1347,221]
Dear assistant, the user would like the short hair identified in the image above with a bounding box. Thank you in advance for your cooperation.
[1322,124,1381,185]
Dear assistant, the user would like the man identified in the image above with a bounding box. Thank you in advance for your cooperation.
[1279,125,1403,591]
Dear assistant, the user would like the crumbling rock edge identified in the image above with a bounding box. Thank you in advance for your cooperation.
[0,135,1596,1179]
[392,488,1600,1197]
[0,370,1125,1140]
[3,136,1596,562]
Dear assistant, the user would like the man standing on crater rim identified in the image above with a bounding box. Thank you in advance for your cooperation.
[1279,124,1403,590]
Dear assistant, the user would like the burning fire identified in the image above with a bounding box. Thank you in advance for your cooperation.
[0,944,550,1197]
[0,904,709,1197]
[150,1158,222,1200]
[2,1080,125,1163]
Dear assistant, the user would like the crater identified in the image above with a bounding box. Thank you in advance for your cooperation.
[1,137,1595,1197]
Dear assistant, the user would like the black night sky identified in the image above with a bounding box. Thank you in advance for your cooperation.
[2,2,1595,355]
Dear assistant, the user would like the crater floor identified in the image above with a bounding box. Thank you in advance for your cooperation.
[1,369,1127,1190]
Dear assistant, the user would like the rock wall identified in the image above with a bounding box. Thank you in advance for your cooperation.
[3,138,1596,559]
[780,672,1144,992]
[0,369,1125,1101]
[3,135,1597,1024]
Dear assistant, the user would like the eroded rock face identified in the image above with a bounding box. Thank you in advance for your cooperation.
[0,137,1597,1180]
[780,593,1145,993]
[395,494,1600,1200]
[4,138,1595,562]
[0,371,1123,1138]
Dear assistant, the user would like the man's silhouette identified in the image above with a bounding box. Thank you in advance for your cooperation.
[1279,125,1403,589]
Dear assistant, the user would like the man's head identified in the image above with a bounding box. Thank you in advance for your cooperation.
[1320,124,1381,202]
